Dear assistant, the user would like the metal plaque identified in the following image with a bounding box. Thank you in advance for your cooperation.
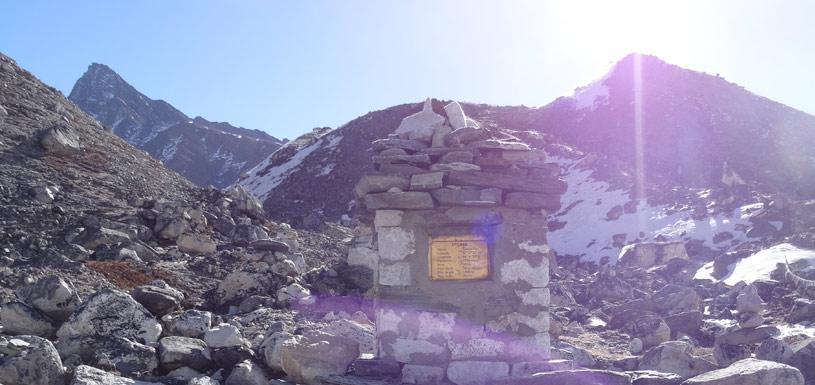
[428,235,489,280]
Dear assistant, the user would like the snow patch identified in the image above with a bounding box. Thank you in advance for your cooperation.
[572,65,614,111]
[159,136,183,162]
[694,243,815,285]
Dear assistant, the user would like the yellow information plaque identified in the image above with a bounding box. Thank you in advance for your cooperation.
[428,235,489,280]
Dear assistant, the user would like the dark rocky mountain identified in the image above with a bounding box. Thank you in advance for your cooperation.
[239,54,815,262]
[69,63,286,187]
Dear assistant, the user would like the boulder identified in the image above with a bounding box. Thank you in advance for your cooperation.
[132,282,183,317]
[17,275,80,322]
[787,338,815,383]
[394,98,445,142]
[215,271,271,306]
[620,242,689,268]
[280,330,360,384]
[736,284,766,314]
[713,343,752,367]
[226,185,265,219]
[261,331,294,371]
[682,358,804,385]
[210,345,255,369]
[39,124,81,154]
[322,318,376,355]
[787,298,815,323]
[204,323,248,349]
[0,301,56,338]
[0,336,65,385]
[56,289,162,346]
[225,360,269,385]
[231,222,270,246]
[277,283,311,305]
[652,285,701,315]
[57,335,158,375]
[158,336,212,371]
[162,309,212,338]
[353,175,410,198]
[757,337,793,363]
[177,233,217,255]
[410,172,445,191]
[638,341,717,379]
[74,227,131,250]
[444,101,469,129]
[70,365,162,385]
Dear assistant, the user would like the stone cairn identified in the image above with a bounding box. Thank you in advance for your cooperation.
[349,98,567,385]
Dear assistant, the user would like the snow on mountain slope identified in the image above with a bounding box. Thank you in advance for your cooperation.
[695,243,815,284]
[548,154,760,263]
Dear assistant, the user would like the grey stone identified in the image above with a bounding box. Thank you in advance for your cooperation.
[353,175,410,198]
[261,331,294,371]
[756,337,793,363]
[638,341,717,379]
[505,192,562,211]
[377,227,415,261]
[493,369,632,385]
[132,284,183,317]
[788,298,815,323]
[379,262,411,286]
[0,335,65,385]
[402,364,445,385]
[58,335,157,376]
[787,338,815,383]
[188,376,220,385]
[204,323,247,348]
[682,358,804,385]
[280,330,360,384]
[380,148,409,156]
[385,338,448,364]
[277,283,311,305]
[431,125,453,148]
[431,187,483,206]
[469,139,531,151]
[177,233,217,255]
[162,309,212,338]
[371,138,428,152]
[447,171,567,194]
[629,371,683,385]
[374,209,403,228]
[0,301,55,338]
[500,258,549,287]
[39,124,81,154]
[17,275,80,323]
[510,360,575,376]
[715,325,778,345]
[447,361,509,385]
[444,101,469,129]
[70,365,161,385]
[347,246,378,270]
[74,227,132,250]
[364,191,434,210]
[250,238,291,252]
[430,162,481,172]
[216,271,271,306]
[620,242,689,268]
[394,98,445,142]
[158,336,212,371]
[322,318,375,355]
[736,284,766,314]
[225,360,269,385]
[56,289,162,346]
[449,338,506,360]
[372,154,432,166]
[713,343,752,367]
[379,163,428,176]
[444,126,490,146]
[440,150,475,164]
[410,172,445,191]
[225,185,265,219]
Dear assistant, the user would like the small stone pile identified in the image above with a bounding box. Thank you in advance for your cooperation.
[349,98,567,385]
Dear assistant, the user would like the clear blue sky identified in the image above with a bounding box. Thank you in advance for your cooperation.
[2,1,814,139]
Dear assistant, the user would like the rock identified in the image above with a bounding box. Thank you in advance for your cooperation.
[787,338,815,383]
[239,295,276,312]
[787,298,815,323]
[177,233,217,255]
[492,369,632,385]
[430,162,481,172]
[439,150,475,164]
[446,171,567,194]
[638,341,717,379]
[31,185,58,203]
[664,311,703,338]
[277,283,311,305]
[225,360,269,385]
[165,366,202,381]
[261,331,294,372]
[630,338,644,354]
[364,191,435,210]
[737,311,764,328]
[57,335,158,375]
[250,238,291,252]
[280,330,360,384]
[162,309,212,338]
[557,343,596,368]
[629,371,683,385]
[74,227,131,250]
[351,357,401,377]
[204,323,247,348]
[444,126,490,146]
[0,301,56,338]
[756,337,793,363]
[216,271,271,306]
[652,285,701,315]
[444,101,469,129]
[132,283,183,317]
[715,325,778,345]
[69,365,162,385]
[56,289,162,346]
[231,222,270,246]
[39,124,81,154]
[372,153,432,166]
[587,274,633,303]
[394,98,445,142]
[17,275,80,323]
[627,314,671,349]
[158,336,212,371]
[322,318,375,355]
[353,175,410,198]
[371,138,428,152]
[188,376,220,385]
[470,139,531,151]
[682,358,804,385]
[431,126,452,147]
[713,343,752,367]
[620,242,689,268]
[226,185,265,219]
[402,364,445,385]
[210,345,255,369]
[409,172,445,191]
[736,284,766,314]
[0,335,65,385]
[505,192,562,211]
[446,361,509,385]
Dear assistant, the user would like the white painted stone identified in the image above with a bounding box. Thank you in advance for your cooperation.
[377,227,415,261]
[447,361,509,385]
[444,101,468,130]
[518,241,551,254]
[395,98,445,142]
[487,311,550,334]
[376,309,403,336]
[391,338,446,363]
[417,312,455,340]
[500,259,549,287]
[402,364,446,385]
[379,262,411,286]
[516,287,551,306]
[347,246,378,270]
[508,333,551,359]
[374,210,403,228]
[449,338,506,360]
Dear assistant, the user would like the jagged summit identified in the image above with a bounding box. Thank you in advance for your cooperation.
[69,63,285,187]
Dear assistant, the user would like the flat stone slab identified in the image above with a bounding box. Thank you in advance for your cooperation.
[372,154,431,166]
[492,369,632,385]
[410,172,445,191]
[315,375,399,385]
[505,192,562,211]
[371,138,428,152]
[364,192,435,210]
[447,171,567,194]
[354,175,410,198]
[469,139,531,151]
